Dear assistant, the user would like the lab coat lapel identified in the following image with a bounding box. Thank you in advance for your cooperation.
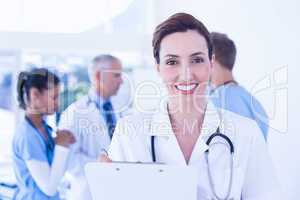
[87,90,110,127]
[200,100,221,139]
[89,100,107,126]
[84,96,110,139]
[149,103,186,164]
[189,101,221,164]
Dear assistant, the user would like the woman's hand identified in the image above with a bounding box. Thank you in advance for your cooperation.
[98,154,112,163]
[54,130,76,148]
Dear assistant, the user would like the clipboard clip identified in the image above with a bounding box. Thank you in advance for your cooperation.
[110,161,165,172]
[111,161,164,165]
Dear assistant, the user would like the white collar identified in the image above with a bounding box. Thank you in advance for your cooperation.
[88,89,111,109]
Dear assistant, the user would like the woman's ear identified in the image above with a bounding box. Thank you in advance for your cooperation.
[30,88,41,100]
[27,88,41,109]
[156,64,160,72]
[210,54,216,69]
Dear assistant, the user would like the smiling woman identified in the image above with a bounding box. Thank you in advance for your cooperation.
[156,30,211,113]
[100,12,282,200]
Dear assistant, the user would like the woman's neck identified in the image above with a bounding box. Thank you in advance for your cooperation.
[167,99,207,135]
[25,112,43,128]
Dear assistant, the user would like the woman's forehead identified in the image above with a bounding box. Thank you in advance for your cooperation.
[160,30,209,58]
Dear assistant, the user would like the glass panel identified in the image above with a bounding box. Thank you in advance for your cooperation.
[0,50,17,189]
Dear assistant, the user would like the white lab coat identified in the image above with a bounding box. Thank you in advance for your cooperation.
[59,94,121,200]
[108,101,282,200]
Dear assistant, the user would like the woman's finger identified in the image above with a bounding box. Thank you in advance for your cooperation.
[98,155,112,163]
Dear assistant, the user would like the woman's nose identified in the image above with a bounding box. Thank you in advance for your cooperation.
[179,61,193,81]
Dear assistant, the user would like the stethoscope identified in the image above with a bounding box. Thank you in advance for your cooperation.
[150,127,235,200]
[86,94,119,117]
[25,116,55,164]
[86,94,101,110]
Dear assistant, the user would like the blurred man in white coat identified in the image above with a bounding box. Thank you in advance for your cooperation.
[59,54,123,200]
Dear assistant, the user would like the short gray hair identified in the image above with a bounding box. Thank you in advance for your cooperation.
[88,54,120,82]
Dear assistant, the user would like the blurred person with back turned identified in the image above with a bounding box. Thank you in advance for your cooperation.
[58,54,123,200]
[210,32,269,140]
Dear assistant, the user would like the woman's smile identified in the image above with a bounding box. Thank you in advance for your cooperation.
[174,82,199,95]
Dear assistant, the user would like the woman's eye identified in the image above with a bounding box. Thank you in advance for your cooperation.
[192,57,204,64]
[166,60,178,65]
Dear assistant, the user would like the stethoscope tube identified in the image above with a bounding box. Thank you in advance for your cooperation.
[205,127,234,153]
[151,135,156,163]
[205,128,234,200]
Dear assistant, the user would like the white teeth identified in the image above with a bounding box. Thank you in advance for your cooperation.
[176,84,197,91]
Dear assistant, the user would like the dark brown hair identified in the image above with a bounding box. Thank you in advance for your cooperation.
[17,68,60,109]
[211,32,236,71]
[152,13,213,64]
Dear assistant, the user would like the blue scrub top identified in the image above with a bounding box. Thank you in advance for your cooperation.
[12,117,60,200]
[210,83,269,140]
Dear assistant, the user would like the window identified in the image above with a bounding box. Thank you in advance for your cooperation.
[0,50,17,196]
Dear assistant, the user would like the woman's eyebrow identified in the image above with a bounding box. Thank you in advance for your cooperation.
[164,54,179,58]
[190,52,205,57]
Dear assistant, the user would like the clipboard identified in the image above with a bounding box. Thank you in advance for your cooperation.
[85,162,198,200]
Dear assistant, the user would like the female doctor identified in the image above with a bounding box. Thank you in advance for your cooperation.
[101,13,281,199]
[12,68,75,200]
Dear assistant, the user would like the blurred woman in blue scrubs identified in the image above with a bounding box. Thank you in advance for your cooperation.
[12,68,76,200]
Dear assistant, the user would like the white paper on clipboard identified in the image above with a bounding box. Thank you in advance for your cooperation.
[85,162,198,200]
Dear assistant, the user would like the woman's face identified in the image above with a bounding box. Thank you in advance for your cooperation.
[157,30,212,109]
[29,84,60,115]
